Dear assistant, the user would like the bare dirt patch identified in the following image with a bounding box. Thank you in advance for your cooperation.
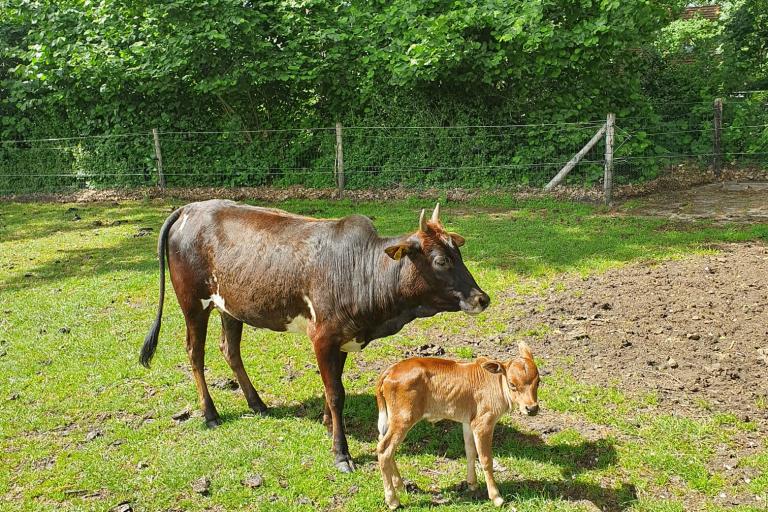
[497,242,768,429]
[628,182,768,224]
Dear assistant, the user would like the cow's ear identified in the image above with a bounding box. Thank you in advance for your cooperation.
[448,232,465,247]
[384,241,418,260]
[481,360,504,374]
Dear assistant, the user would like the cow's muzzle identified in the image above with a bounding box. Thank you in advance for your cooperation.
[459,290,490,315]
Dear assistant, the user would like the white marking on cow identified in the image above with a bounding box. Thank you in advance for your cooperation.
[340,339,364,352]
[285,315,309,334]
[200,293,229,314]
[213,273,218,283]
[303,295,316,322]
[178,214,189,232]
[441,234,454,248]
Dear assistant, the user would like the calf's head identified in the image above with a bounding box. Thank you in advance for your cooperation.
[482,342,540,416]
[384,203,490,315]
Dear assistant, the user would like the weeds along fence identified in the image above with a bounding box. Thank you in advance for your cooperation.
[1,96,766,196]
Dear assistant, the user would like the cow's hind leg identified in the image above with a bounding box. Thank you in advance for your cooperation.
[184,308,221,428]
[219,311,269,415]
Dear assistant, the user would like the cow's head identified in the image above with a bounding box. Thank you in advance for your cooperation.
[384,203,490,315]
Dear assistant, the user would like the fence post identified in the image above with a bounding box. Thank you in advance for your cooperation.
[713,98,723,178]
[603,113,615,206]
[152,128,166,190]
[335,122,345,198]
[544,123,607,191]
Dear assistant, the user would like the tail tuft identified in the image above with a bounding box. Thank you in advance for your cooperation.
[377,405,389,437]
[139,318,161,368]
[375,367,392,437]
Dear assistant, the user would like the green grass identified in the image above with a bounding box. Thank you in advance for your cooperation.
[1,197,767,511]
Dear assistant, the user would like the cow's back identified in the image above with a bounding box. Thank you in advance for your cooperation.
[166,200,377,329]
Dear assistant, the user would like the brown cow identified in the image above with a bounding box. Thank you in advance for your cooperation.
[375,343,540,508]
[140,200,489,472]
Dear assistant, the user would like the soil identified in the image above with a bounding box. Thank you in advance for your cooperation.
[520,242,767,426]
[629,182,768,224]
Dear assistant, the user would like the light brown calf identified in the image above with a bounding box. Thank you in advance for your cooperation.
[375,342,540,509]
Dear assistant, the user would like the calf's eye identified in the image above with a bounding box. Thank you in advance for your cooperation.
[434,256,447,267]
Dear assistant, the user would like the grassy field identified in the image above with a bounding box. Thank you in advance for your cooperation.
[1,196,767,512]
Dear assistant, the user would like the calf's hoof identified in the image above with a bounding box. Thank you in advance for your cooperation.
[385,498,401,510]
[205,417,223,429]
[492,496,504,507]
[334,455,356,473]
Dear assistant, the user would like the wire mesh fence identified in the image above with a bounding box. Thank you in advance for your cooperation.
[1,96,766,196]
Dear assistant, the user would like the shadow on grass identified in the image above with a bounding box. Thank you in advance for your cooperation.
[0,223,160,292]
[0,202,161,244]
[271,393,633,510]
[5,200,767,294]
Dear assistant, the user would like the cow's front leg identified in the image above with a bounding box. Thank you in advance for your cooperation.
[323,350,348,437]
[313,338,355,472]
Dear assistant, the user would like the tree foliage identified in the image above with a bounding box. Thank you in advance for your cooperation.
[0,0,765,192]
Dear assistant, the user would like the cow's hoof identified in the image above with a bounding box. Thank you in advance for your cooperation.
[334,456,356,473]
[492,496,504,507]
[251,405,269,417]
[205,417,223,429]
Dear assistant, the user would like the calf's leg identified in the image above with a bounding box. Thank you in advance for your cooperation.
[462,422,478,490]
[184,308,220,428]
[472,422,503,506]
[312,338,354,472]
[377,419,410,510]
[219,312,268,415]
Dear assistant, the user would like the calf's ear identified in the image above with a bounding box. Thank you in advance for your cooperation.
[448,232,465,247]
[384,240,418,260]
[518,341,533,360]
[481,360,504,374]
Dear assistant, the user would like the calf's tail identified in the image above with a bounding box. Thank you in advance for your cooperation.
[376,367,391,438]
[139,208,183,368]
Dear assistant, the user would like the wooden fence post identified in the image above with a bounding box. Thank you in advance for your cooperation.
[544,123,607,191]
[152,128,166,190]
[603,113,615,206]
[335,122,345,198]
[713,98,723,178]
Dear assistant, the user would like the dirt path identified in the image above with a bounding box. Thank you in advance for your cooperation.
[628,182,768,224]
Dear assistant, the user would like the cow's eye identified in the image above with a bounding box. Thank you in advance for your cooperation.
[434,256,448,267]
[509,382,518,391]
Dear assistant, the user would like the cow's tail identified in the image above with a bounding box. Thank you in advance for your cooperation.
[140,207,183,368]
[376,366,392,439]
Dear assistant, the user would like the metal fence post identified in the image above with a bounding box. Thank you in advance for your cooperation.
[603,113,615,206]
[713,98,723,178]
[152,128,166,190]
[335,122,345,198]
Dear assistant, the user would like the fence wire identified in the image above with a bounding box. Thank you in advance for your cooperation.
[0,98,766,195]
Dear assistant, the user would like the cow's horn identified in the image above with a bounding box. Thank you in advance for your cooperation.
[431,202,440,223]
[419,209,428,232]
